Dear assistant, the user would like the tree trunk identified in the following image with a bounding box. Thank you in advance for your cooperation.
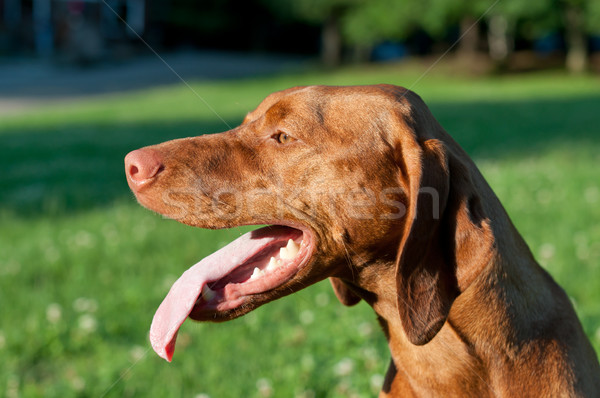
[564,5,587,74]
[457,16,480,57]
[350,44,372,64]
[487,14,512,68]
[321,14,342,67]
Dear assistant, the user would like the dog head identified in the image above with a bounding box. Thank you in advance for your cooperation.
[125,85,494,360]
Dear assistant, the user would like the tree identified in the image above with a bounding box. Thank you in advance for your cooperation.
[481,0,600,73]
[511,0,600,73]
[260,0,360,67]
[341,0,490,59]
[483,0,549,68]
[561,0,600,73]
[341,0,421,46]
[263,0,600,72]
[491,0,598,73]
[353,0,600,73]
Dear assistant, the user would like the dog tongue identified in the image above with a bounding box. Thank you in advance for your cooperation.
[149,227,284,362]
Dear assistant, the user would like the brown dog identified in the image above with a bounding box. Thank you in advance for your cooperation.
[125,85,600,397]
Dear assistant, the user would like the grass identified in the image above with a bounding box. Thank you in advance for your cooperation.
[1,62,600,397]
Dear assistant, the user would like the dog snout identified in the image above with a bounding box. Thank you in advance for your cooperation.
[125,148,164,189]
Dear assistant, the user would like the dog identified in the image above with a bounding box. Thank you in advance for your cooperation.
[125,85,600,397]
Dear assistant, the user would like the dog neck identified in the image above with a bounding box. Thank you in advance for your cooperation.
[350,257,490,396]
[353,247,568,396]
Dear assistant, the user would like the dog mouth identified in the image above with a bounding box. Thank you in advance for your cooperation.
[149,224,315,362]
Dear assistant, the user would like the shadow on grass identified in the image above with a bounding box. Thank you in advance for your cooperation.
[1,94,599,218]
[0,118,233,217]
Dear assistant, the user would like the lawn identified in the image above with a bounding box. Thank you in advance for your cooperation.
[1,63,599,397]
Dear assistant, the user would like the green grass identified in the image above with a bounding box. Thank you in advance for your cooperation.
[1,63,600,397]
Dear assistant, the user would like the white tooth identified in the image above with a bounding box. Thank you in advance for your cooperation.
[280,239,299,260]
[201,285,216,301]
[279,246,289,259]
[284,239,300,258]
[250,267,262,280]
[287,239,299,249]
[266,256,278,271]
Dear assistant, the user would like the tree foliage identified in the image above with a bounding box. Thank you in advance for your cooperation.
[262,0,600,71]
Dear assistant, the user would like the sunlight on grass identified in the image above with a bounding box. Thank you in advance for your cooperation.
[1,64,599,397]
[1,63,599,130]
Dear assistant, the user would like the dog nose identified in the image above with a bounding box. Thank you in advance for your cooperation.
[125,148,164,186]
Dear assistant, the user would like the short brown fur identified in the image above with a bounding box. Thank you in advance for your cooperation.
[126,85,600,397]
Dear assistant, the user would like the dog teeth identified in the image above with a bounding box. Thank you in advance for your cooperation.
[280,239,300,260]
[201,285,216,301]
[250,240,301,281]
[250,267,263,280]
[288,239,300,254]
[266,256,279,272]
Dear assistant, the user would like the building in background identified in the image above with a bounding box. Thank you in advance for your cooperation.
[1,0,147,63]
[0,0,319,64]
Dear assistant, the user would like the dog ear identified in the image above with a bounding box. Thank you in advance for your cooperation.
[329,277,362,306]
[394,134,493,345]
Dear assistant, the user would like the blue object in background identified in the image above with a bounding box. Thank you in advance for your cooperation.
[534,32,563,55]
[372,41,408,62]
[590,36,600,52]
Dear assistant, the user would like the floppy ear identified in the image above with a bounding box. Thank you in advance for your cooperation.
[329,277,362,306]
[395,135,493,345]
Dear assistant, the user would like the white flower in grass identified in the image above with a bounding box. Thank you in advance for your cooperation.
[88,299,98,313]
[357,322,374,337]
[71,376,85,392]
[78,314,97,333]
[315,292,329,307]
[129,345,146,362]
[295,390,315,398]
[44,246,60,263]
[6,375,19,398]
[73,230,94,249]
[194,394,211,398]
[538,243,555,260]
[370,373,384,393]
[46,303,62,324]
[335,379,353,396]
[102,224,119,245]
[256,378,273,397]
[576,245,590,261]
[73,297,98,313]
[299,310,314,325]
[361,347,379,362]
[334,357,354,377]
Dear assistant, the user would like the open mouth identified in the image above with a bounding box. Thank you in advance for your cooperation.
[149,224,315,362]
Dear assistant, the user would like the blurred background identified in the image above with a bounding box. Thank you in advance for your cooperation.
[1,1,599,397]
[2,0,600,70]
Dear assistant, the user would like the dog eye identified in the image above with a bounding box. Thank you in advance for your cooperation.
[273,132,294,144]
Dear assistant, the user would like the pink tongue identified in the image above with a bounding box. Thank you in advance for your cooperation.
[149,227,287,362]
